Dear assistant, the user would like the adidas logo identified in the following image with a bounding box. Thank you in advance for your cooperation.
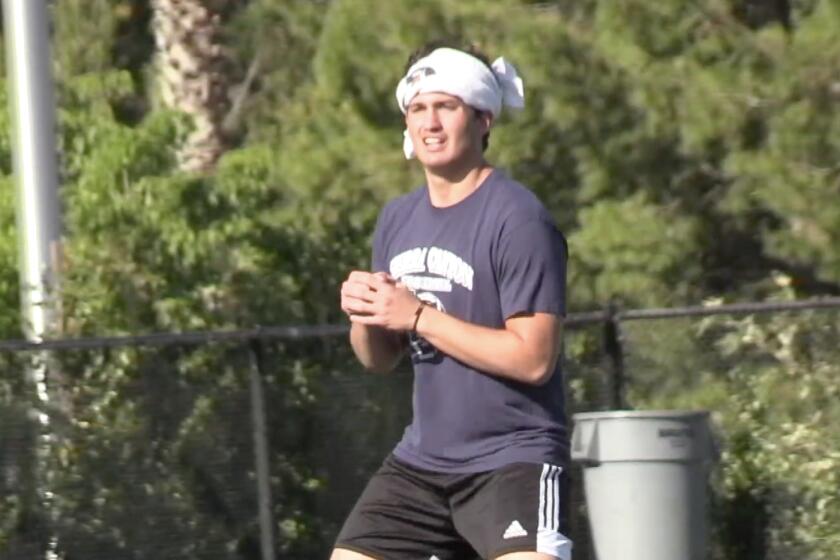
[502,520,528,539]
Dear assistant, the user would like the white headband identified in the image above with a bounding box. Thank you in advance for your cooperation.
[395,48,525,159]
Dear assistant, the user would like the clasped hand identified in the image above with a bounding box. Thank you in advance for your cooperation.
[340,271,420,331]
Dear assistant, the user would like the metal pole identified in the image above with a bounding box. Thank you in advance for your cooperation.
[603,302,626,410]
[3,0,63,338]
[3,1,63,558]
[248,340,276,560]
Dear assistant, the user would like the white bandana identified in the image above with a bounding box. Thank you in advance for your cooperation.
[395,48,525,159]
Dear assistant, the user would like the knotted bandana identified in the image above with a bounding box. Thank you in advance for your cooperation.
[395,48,525,159]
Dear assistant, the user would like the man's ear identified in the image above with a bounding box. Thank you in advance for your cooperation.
[476,110,494,133]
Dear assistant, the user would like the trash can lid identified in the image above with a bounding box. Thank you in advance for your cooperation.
[573,409,710,421]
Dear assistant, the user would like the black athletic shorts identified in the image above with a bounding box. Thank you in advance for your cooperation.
[334,454,573,559]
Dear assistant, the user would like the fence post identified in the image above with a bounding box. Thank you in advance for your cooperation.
[248,338,276,560]
[603,302,626,410]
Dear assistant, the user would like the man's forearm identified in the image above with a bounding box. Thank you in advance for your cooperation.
[414,308,560,385]
[350,322,405,373]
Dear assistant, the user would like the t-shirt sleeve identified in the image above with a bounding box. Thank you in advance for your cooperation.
[497,217,567,319]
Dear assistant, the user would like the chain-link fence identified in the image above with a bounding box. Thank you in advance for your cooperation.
[2,298,839,559]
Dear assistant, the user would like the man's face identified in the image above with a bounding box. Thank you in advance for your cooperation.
[405,92,490,171]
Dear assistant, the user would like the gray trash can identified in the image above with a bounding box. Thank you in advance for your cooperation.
[571,410,714,560]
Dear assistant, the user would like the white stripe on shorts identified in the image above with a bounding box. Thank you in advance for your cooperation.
[537,464,573,559]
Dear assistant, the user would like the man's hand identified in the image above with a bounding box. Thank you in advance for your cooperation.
[340,270,409,372]
[340,270,382,317]
[340,271,419,331]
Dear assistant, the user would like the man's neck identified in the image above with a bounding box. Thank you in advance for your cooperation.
[425,160,494,208]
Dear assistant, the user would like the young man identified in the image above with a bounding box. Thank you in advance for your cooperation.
[334,43,572,560]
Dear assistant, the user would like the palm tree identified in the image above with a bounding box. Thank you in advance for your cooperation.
[151,0,235,172]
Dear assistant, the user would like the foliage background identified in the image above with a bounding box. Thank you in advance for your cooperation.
[1,0,838,558]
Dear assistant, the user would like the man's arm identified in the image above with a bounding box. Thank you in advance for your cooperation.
[415,308,562,385]
[349,275,562,385]
[349,323,405,374]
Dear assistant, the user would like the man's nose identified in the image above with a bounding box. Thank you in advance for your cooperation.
[423,109,442,130]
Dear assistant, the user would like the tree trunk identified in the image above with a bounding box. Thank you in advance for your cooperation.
[151,0,233,172]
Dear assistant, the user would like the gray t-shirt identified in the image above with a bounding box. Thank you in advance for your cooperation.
[372,169,568,473]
